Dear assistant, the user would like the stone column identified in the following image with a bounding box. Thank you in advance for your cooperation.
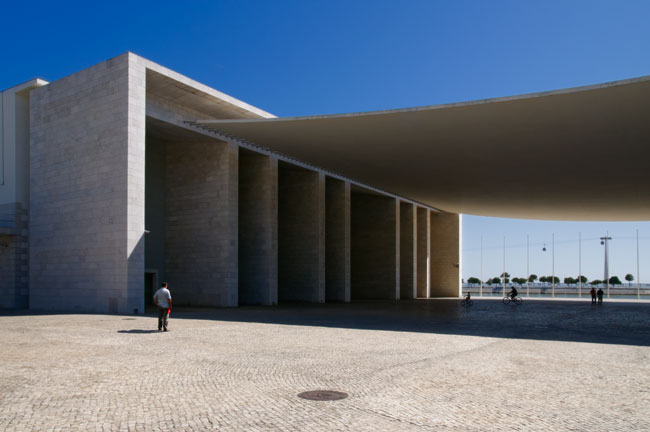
[400,202,416,299]
[325,178,350,302]
[144,140,166,295]
[165,141,239,307]
[278,168,325,303]
[126,55,147,315]
[351,194,399,300]
[239,151,278,305]
[429,212,461,297]
[416,207,430,298]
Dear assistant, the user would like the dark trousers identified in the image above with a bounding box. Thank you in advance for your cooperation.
[157,307,169,330]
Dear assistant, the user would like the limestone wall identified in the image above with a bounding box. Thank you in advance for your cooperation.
[0,203,28,308]
[165,141,239,307]
[239,151,278,305]
[400,202,416,299]
[278,168,325,302]
[416,207,430,298]
[325,178,350,302]
[429,212,461,297]
[351,194,399,300]
[144,140,166,285]
[29,53,146,313]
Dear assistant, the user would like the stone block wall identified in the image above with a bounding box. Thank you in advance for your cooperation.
[416,207,430,298]
[278,168,325,302]
[239,151,278,305]
[29,53,146,314]
[400,202,416,299]
[144,140,166,285]
[0,203,28,309]
[126,56,147,314]
[429,212,461,297]
[351,194,399,300]
[165,141,239,307]
[325,178,350,302]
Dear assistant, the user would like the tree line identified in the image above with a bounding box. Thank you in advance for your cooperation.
[466,273,636,287]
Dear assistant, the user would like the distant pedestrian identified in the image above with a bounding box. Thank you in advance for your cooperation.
[590,287,597,304]
[596,288,604,305]
[153,282,172,331]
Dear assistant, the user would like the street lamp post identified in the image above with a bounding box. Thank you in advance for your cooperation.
[542,242,547,296]
[479,236,483,297]
[600,233,612,298]
[552,233,555,298]
[578,232,582,299]
[503,236,506,296]
[526,234,530,298]
[636,228,641,300]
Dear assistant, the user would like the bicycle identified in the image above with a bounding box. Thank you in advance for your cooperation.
[502,296,523,305]
[460,299,474,307]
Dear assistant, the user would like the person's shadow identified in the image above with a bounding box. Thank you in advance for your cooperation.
[117,329,160,334]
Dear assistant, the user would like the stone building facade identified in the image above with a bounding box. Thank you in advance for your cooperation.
[0,53,461,313]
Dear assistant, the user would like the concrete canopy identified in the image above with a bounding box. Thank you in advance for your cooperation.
[194,76,650,221]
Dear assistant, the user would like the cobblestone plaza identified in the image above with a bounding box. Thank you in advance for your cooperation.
[2,299,649,431]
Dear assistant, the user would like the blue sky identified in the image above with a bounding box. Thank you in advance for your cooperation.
[2,1,649,281]
[463,218,649,284]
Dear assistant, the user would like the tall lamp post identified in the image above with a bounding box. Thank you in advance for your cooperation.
[526,234,530,298]
[578,232,582,298]
[479,236,483,297]
[636,228,641,300]
[552,233,555,298]
[502,236,506,295]
[601,233,612,298]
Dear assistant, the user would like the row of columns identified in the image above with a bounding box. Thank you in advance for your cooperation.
[160,142,459,307]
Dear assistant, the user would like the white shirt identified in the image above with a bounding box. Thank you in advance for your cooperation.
[153,288,171,308]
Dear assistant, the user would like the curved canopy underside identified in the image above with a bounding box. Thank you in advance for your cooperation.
[195,76,650,221]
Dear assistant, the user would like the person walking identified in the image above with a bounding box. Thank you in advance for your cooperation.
[153,282,172,331]
[590,287,597,304]
[596,287,604,305]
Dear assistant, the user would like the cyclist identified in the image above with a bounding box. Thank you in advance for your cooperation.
[465,292,471,302]
[509,286,518,301]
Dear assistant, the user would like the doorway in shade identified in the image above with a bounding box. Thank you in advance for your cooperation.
[144,270,159,307]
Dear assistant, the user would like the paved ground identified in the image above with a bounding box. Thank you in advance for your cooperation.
[1,299,649,431]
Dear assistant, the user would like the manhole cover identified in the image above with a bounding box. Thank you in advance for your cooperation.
[297,390,348,401]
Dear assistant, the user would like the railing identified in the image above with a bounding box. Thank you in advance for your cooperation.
[462,284,650,299]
